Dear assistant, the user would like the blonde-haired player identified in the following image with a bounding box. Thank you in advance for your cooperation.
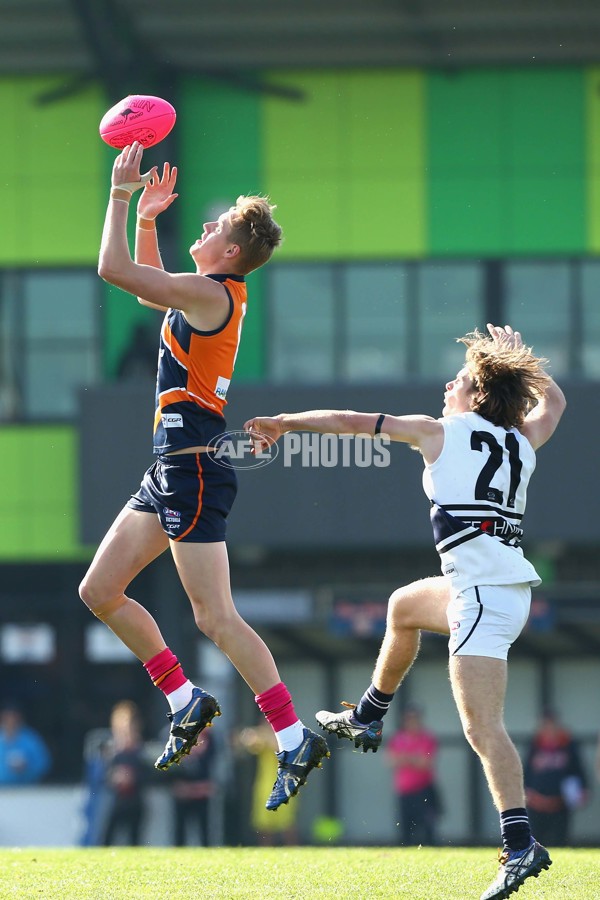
[80,142,329,812]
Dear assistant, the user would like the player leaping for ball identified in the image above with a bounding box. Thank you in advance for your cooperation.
[245,325,565,898]
[80,141,329,811]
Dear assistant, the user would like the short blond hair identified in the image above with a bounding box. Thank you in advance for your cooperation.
[228,195,282,274]
[458,330,551,429]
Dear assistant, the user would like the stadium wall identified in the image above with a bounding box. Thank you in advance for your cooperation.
[0,67,598,562]
[80,379,597,549]
[1,66,598,381]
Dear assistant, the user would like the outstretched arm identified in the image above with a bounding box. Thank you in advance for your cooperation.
[244,409,443,460]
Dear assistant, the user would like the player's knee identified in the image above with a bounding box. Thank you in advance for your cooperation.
[387,586,416,628]
[192,606,240,648]
[79,576,126,620]
[461,717,496,755]
[192,606,219,641]
[461,718,479,750]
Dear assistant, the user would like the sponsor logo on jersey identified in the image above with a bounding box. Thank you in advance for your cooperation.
[478,518,523,543]
[162,413,183,428]
[443,562,457,577]
[215,376,230,400]
[451,620,460,631]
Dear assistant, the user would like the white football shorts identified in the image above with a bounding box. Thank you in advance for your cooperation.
[447,583,531,660]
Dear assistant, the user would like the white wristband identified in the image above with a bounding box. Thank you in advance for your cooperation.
[117,170,154,193]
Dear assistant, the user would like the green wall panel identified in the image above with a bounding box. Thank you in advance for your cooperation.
[428,68,586,255]
[264,72,342,257]
[428,70,506,254]
[0,77,106,265]
[179,79,262,213]
[505,68,585,252]
[178,77,264,380]
[345,71,426,256]
[237,268,265,381]
[587,67,600,253]
[265,170,343,258]
[0,426,88,560]
[263,70,426,259]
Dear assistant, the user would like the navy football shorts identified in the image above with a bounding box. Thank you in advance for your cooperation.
[127,451,238,543]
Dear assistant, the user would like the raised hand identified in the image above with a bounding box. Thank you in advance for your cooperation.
[487,323,523,351]
[111,142,155,193]
[137,162,179,221]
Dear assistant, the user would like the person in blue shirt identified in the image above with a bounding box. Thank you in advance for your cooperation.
[0,705,51,785]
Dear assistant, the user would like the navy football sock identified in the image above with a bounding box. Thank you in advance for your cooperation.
[501,807,531,853]
[354,684,394,724]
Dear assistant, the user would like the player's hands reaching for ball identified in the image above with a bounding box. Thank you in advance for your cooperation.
[137,162,179,221]
[487,323,523,351]
[111,141,156,194]
[244,415,286,453]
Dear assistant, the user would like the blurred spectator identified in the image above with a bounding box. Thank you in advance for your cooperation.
[0,704,51,785]
[524,709,589,847]
[101,701,149,846]
[80,728,110,847]
[236,723,299,845]
[169,729,218,846]
[386,703,441,845]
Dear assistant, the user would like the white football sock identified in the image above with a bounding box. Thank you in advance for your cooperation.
[275,720,305,753]
[166,680,194,714]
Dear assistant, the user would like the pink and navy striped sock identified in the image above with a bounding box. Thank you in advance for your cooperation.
[143,647,188,696]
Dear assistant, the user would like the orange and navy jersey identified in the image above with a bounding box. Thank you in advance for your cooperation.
[153,274,247,454]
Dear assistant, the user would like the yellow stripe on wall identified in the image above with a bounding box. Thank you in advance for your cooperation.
[0,426,91,560]
[263,70,426,259]
[586,67,600,254]
[0,77,105,265]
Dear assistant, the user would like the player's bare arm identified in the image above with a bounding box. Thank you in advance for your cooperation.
[137,161,179,241]
[244,410,444,462]
[98,143,230,329]
[134,162,179,309]
[520,379,566,450]
[486,322,566,450]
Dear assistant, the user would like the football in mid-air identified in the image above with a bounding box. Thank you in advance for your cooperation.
[99,95,176,149]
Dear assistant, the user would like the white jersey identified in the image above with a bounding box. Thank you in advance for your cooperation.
[422,411,541,592]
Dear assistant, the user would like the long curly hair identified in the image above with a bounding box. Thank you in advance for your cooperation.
[458,330,551,429]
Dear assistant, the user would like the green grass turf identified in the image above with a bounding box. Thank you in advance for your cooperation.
[1,846,598,900]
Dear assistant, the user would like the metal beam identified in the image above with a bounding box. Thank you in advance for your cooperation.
[67,0,158,101]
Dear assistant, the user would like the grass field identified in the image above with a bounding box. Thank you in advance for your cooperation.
[1,846,598,900]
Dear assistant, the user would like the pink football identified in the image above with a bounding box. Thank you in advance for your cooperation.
[99,95,176,149]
